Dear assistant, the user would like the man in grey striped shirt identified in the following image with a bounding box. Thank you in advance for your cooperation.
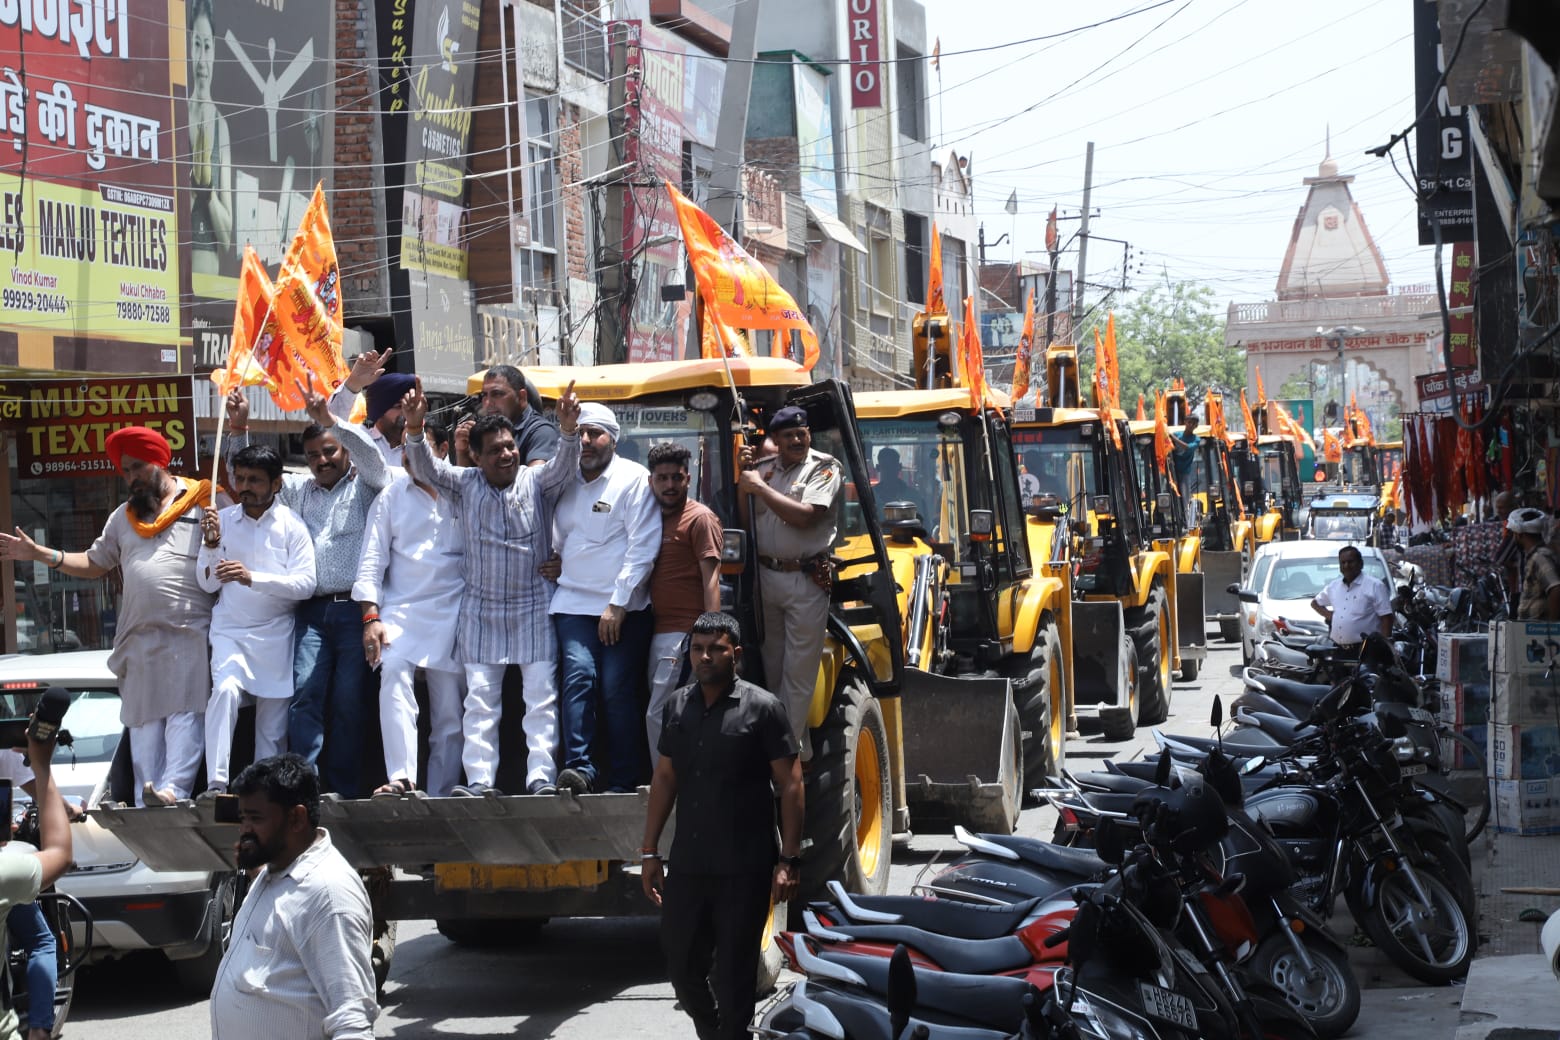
[402,377,582,796]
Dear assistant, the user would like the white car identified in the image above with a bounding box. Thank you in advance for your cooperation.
[1230,540,1393,664]
[0,651,237,995]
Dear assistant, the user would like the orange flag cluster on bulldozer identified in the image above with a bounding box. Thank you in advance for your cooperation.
[1011,290,1035,403]
[210,183,349,412]
[1238,389,1259,441]
[1093,314,1122,446]
[959,295,994,410]
[928,221,947,318]
[667,184,819,371]
[1153,390,1177,491]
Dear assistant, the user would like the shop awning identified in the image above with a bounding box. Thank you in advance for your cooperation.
[805,203,867,253]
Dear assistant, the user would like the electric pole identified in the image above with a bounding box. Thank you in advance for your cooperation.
[705,0,761,236]
[1073,141,1094,331]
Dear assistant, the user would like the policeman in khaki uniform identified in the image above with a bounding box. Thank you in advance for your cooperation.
[738,406,843,757]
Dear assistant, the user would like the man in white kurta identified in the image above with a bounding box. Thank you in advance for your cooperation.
[198,445,318,793]
[355,421,466,796]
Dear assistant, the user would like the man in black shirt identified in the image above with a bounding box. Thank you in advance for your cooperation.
[641,611,802,1040]
[456,364,559,467]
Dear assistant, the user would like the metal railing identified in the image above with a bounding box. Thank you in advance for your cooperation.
[1227,290,1442,327]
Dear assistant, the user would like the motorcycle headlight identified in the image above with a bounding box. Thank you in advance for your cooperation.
[1391,736,1417,762]
[1067,991,1160,1040]
[1257,617,1275,638]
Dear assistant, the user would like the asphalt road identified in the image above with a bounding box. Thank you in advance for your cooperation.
[61,637,1241,1039]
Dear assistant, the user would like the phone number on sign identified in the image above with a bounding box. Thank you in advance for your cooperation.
[3,288,68,314]
[28,458,117,476]
[116,301,171,324]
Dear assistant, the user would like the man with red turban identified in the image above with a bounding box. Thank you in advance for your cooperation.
[0,426,221,806]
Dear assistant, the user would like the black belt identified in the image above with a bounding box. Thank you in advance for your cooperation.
[759,555,813,573]
[312,591,354,602]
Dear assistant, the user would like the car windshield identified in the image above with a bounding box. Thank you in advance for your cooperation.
[57,689,122,764]
[604,399,724,518]
[1263,555,1389,601]
[1310,513,1372,540]
[1011,426,1097,514]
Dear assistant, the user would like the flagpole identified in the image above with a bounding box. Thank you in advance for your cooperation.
[210,299,277,508]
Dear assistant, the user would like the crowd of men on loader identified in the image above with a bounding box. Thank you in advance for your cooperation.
[0,352,848,811]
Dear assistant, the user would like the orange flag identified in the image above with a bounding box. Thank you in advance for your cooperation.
[1153,390,1176,489]
[667,184,820,371]
[1254,368,1268,406]
[1238,389,1258,441]
[211,245,283,399]
[1206,391,1228,444]
[1011,290,1035,401]
[927,222,947,318]
[1136,394,1146,421]
[1322,428,1342,464]
[959,295,990,409]
[699,307,753,360]
[269,183,350,399]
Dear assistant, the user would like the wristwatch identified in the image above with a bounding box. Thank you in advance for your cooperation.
[781,854,802,871]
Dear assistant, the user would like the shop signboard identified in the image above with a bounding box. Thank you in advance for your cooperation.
[0,375,198,479]
[0,0,181,369]
[183,0,335,370]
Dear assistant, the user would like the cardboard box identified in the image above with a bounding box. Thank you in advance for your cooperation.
[1442,723,1487,771]
[1490,778,1560,835]
[1489,724,1560,780]
[1437,680,1490,727]
[1489,672,1560,727]
[1437,633,1490,686]
[1491,620,1560,677]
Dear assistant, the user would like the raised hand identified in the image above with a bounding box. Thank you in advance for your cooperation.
[557,379,580,434]
[346,346,394,392]
[403,377,429,429]
[295,373,332,427]
[201,511,222,548]
[225,387,250,426]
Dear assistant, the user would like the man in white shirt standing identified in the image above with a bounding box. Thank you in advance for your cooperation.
[1310,544,1394,654]
[356,419,466,797]
[210,754,377,1040]
[550,402,662,795]
[197,445,318,797]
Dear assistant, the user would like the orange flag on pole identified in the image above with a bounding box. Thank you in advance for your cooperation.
[1254,368,1268,406]
[959,295,990,409]
[927,222,947,318]
[667,184,820,370]
[1238,389,1258,441]
[269,183,350,399]
[211,245,283,399]
[1154,390,1176,490]
[1136,394,1146,421]
[1011,290,1035,401]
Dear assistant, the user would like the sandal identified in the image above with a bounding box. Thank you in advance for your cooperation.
[372,778,416,799]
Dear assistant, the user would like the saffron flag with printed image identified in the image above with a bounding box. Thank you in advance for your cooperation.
[269,183,351,402]
[211,245,283,400]
[667,184,819,370]
[1011,290,1035,402]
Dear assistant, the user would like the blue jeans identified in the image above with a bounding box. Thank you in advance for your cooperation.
[9,901,57,1031]
[556,608,654,792]
[291,597,374,798]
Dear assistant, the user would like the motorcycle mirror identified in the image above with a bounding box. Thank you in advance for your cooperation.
[1154,747,1173,789]
[888,944,916,1040]
[1067,897,1102,968]
[1095,817,1126,865]
[1210,696,1223,729]
[1241,754,1267,775]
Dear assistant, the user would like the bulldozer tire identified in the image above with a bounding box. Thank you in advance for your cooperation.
[1014,614,1065,790]
[801,674,892,903]
[1218,617,1241,643]
[1099,636,1140,742]
[435,917,550,947]
[1179,654,1200,683]
[1129,583,1173,726]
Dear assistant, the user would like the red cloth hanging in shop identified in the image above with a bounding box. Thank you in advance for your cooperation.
[1463,401,1487,509]
[1408,416,1436,525]
[1449,416,1471,518]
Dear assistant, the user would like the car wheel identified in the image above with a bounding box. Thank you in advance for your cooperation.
[173,872,241,997]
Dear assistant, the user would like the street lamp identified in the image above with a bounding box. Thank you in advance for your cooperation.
[1317,325,1365,425]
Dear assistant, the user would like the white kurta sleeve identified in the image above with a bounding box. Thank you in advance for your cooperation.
[352,488,394,607]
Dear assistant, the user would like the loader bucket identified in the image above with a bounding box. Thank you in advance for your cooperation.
[897,670,1021,835]
[1176,571,1208,655]
[1202,549,1244,619]
[1070,600,1129,708]
[93,792,660,873]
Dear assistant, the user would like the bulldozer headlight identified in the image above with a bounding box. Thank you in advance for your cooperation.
[687,391,720,411]
[883,501,920,524]
[1092,495,1114,516]
[970,509,995,541]
[720,529,747,565]
[1155,492,1173,512]
[1243,480,1256,495]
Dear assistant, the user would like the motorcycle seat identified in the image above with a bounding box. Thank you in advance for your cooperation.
[1104,759,1160,781]
[1070,770,1155,795]
[1249,672,1334,706]
[1240,710,1316,745]
[972,834,1110,878]
[821,892,1045,941]
[807,920,1035,974]
[1157,730,1284,755]
[801,940,1037,1033]
[1256,641,1312,669]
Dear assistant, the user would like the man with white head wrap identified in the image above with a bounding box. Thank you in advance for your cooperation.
[549,401,663,794]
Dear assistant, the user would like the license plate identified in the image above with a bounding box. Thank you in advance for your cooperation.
[434,860,609,892]
[1400,763,1428,777]
[1408,708,1436,724]
[1139,982,1198,1030]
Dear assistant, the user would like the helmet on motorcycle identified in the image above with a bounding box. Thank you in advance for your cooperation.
[1507,507,1547,535]
[1138,778,1229,854]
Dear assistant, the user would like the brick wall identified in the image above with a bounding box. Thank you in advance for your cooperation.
[333,0,388,318]
[561,102,588,284]
[746,137,802,194]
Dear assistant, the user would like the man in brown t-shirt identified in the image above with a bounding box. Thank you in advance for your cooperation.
[645,443,724,761]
